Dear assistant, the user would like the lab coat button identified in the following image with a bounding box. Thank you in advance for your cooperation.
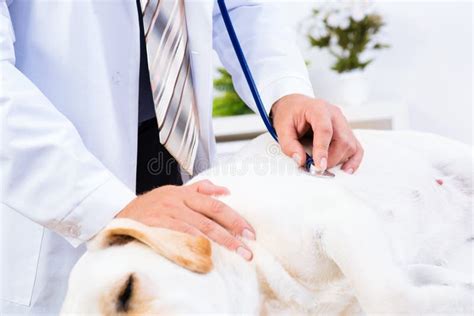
[67,225,80,237]
[57,222,80,238]
[112,72,121,85]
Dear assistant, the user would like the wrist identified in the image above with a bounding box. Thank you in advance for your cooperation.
[271,93,309,113]
[271,94,291,116]
[115,196,139,219]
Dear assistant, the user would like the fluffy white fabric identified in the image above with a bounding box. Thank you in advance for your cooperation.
[62,130,473,315]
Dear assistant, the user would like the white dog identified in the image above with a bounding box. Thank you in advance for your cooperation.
[62,130,473,315]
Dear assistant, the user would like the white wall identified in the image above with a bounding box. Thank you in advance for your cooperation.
[293,0,473,144]
[214,1,473,144]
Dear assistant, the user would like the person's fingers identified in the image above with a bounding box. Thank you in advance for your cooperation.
[307,108,332,172]
[327,134,358,168]
[148,215,202,237]
[275,121,307,166]
[325,104,359,169]
[187,179,230,196]
[177,208,253,260]
[184,193,256,240]
[327,140,350,169]
[341,141,364,174]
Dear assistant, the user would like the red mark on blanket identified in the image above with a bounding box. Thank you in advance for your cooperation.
[435,179,444,185]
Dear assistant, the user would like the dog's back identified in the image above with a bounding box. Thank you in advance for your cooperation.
[192,130,473,313]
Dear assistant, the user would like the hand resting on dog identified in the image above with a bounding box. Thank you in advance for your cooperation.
[116,180,256,261]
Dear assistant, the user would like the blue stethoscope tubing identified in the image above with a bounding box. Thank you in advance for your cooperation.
[217,0,316,172]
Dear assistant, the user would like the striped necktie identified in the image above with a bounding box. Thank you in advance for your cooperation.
[139,0,200,175]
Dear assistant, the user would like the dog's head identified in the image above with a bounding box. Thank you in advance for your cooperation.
[61,218,222,315]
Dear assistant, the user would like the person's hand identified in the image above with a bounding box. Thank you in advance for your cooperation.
[116,180,255,260]
[271,94,364,174]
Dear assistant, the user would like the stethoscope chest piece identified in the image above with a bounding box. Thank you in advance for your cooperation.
[308,166,336,178]
[304,155,336,178]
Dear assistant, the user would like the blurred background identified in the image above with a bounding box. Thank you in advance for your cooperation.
[212,0,472,158]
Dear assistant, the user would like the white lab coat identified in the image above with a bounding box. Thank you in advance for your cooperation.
[0,0,314,313]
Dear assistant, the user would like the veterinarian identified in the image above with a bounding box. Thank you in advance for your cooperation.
[1,0,363,313]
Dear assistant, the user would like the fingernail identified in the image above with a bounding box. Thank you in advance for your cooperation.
[345,168,354,174]
[319,157,327,171]
[236,247,252,261]
[242,228,256,240]
[292,153,301,165]
[309,164,317,175]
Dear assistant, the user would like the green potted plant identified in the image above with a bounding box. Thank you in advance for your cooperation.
[212,68,252,117]
[212,68,264,141]
[304,1,389,106]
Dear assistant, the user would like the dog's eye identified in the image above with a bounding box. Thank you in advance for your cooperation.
[116,274,134,313]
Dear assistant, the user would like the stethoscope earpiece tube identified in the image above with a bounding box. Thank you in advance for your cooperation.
[216,0,278,142]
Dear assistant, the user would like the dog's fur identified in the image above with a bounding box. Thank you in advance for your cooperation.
[62,130,473,315]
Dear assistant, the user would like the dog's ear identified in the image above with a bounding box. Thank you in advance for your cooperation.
[88,218,212,274]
